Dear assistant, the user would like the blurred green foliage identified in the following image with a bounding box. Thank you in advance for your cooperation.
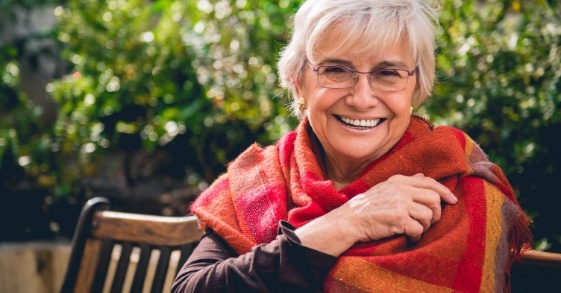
[48,0,300,184]
[424,0,561,251]
[1,0,560,250]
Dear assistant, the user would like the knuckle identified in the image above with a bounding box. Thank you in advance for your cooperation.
[392,223,406,235]
[432,209,442,222]
[408,223,423,238]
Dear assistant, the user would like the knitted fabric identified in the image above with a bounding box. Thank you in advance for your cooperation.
[191,116,532,292]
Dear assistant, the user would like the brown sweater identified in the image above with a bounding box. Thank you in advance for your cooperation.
[171,221,337,293]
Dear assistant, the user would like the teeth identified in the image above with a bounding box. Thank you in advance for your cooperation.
[340,117,380,127]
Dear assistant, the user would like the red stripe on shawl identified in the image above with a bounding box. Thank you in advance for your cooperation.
[443,130,487,290]
[190,176,257,252]
[229,144,289,244]
[449,127,517,202]
[278,131,296,186]
[234,181,287,243]
[450,126,467,148]
[452,176,487,291]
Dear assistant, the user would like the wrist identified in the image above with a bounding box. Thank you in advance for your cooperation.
[294,205,358,257]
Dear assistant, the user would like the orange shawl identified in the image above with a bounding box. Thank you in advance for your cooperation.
[191,116,532,292]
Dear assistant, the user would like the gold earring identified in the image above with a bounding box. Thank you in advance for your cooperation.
[410,106,414,114]
[298,97,305,111]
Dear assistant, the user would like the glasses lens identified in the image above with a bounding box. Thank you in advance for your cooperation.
[318,66,355,88]
[371,69,408,91]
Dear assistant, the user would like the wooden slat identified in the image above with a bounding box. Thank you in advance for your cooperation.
[74,239,103,293]
[110,243,133,293]
[91,239,114,293]
[90,212,203,246]
[130,244,152,292]
[151,247,172,293]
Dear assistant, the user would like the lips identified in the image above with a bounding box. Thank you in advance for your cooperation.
[336,115,383,129]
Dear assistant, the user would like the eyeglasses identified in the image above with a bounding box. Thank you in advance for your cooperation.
[307,62,416,91]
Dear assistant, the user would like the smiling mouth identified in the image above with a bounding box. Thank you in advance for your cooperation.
[336,115,384,130]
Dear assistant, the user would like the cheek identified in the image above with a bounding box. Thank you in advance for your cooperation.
[392,87,416,111]
[307,90,341,115]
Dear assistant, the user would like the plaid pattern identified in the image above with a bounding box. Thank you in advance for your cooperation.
[191,116,532,292]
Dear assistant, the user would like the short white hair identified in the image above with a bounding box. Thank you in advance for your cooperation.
[277,0,439,118]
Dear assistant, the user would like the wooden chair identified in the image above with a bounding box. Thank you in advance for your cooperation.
[511,249,561,292]
[61,197,561,293]
[60,197,203,293]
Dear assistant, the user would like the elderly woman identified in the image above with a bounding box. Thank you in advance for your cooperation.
[172,0,532,292]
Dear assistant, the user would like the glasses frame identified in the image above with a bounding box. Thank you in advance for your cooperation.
[307,62,417,91]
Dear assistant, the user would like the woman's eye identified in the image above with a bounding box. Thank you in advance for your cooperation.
[377,69,400,77]
[323,66,347,74]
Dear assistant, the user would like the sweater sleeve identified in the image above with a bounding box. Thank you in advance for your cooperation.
[171,220,337,293]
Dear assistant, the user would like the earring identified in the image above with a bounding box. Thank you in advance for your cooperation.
[298,97,305,111]
[409,106,414,114]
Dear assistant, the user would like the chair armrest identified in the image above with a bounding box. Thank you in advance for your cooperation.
[520,250,561,268]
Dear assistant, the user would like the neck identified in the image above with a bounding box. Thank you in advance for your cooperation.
[325,155,372,191]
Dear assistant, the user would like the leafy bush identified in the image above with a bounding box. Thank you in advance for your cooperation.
[422,0,561,251]
[48,0,302,186]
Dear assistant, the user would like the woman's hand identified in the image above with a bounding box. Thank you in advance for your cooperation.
[295,173,456,256]
[344,173,457,243]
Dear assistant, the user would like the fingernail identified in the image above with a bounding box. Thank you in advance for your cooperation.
[450,193,458,203]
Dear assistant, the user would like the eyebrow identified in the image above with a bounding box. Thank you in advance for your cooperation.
[375,61,410,69]
[317,58,353,67]
[317,58,411,70]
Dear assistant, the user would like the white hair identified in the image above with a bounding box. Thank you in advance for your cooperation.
[277,0,439,118]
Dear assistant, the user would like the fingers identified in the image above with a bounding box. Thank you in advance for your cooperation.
[373,174,457,241]
[386,173,456,223]
[406,174,457,225]
[408,202,433,232]
[346,174,458,243]
[403,221,424,242]
[399,202,437,242]
[409,173,457,204]
[411,189,443,224]
[394,211,425,242]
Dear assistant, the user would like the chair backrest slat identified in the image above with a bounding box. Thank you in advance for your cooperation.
[151,246,172,293]
[74,239,103,291]
[91,239,115,293]
[130,244,152,293]
[110,242,133,293]
[60,197,204,293]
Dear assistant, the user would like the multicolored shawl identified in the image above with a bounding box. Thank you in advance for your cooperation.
[191,116,532,292]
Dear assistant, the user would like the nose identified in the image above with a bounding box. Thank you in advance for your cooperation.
[346,74,378,110]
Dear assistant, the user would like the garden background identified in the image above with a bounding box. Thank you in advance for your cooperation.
[1,0,560,253]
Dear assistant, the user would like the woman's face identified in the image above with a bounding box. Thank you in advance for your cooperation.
[297,37,417,171]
